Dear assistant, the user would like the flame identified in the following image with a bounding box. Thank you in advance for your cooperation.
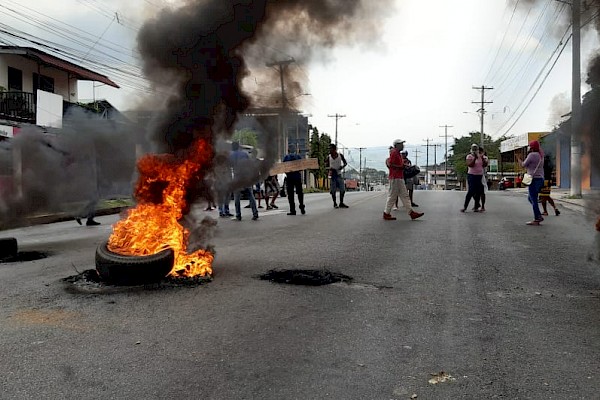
[107,139,214,277]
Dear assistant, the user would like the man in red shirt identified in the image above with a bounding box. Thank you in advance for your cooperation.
[383,139,424,221]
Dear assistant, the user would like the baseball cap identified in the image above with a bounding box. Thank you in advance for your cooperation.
[393,139,405,146]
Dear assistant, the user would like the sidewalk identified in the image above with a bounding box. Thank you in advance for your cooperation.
[508,187,592,214]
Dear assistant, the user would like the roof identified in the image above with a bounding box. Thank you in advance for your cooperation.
[0,46,119,88]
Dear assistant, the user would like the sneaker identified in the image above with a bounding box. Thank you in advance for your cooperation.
[86,219,100,226]
[526,220,540,225]
[287,211,296,215]
[555,208,560,216]
[270,204,278,209]
[409,211,424,220]
[542,211,549,216]
[75,217,82,225]
[333,203,339,209]
[392,207,399,211]
[299,204,306,215]
[339,203,349,208]
[225,213,234,217]
[460,209,466,213]
[252,215,259,221]
[383,212,396,220]
[411,202,419,207]
[219,213,225,217]
[536,216,544,222]
[479,207,486,212]
[232,216,241,221]
[258,205,264,209]
[266,205,272,210]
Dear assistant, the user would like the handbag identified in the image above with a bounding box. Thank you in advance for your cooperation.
[522,156,542,186]
[404,165,420,179]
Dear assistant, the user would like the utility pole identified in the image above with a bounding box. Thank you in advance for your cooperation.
[472,85,493,148]
[570,0,582,196]
[327,113,346,146]
[432,143,442,186]
[423,138,430,185]
[439,125,454,190]
[266,58,295,159]
[357,147,366,191]
[413,148,422,166]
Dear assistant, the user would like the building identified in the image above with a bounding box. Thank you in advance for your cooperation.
[0,46,119,131]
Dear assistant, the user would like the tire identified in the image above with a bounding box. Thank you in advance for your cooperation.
[95,241,174,286]
[0,237,18,260]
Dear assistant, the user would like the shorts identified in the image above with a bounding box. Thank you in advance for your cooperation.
[404,178,414,190]
[539,180,551,198]
[264,179,280,195]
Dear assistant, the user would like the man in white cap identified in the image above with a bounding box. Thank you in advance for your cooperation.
[383,139,424,221]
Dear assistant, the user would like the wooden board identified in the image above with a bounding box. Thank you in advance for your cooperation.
[269,158,319,175]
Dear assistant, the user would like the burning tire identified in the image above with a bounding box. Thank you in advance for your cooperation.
[95,241,174,286]
[0,237,18,260]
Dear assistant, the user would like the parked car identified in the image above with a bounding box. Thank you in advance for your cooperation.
[499,177,514,190]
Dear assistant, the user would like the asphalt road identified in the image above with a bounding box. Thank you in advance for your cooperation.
[1,189,599,399]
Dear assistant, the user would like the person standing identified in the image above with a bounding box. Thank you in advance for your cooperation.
[479,146,488,212]
[283,146,305,215]
[401,150,418,207]
[383,139,424,221]
[264,175,280,210]
[540,154,560,216]
[517,140,545,225]
[326,143,349,208]
[229,141,258,221]
[461,143,488,213]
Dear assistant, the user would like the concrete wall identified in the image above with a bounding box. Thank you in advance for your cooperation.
[0,54,78,101]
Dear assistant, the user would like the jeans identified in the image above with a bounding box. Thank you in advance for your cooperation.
[234,188,258,219]
[218,192,231,215]
[528,177,544,220]
[286,177,304,212]
[464,174,483,209]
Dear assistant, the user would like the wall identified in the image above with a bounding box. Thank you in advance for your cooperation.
[0,54,78,101]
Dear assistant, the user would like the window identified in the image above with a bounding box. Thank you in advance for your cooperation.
[7,67,22,91]
[33,73,54,93]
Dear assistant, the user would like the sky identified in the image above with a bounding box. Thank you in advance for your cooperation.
[2,0,600,171]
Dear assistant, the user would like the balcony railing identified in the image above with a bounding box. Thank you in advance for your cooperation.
[0,91,35,123]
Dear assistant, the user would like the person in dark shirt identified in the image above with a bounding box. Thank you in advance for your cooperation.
[229,142,258,221]
[282,146,305,215]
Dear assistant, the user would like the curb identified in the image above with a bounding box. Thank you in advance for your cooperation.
[24,206,127,227]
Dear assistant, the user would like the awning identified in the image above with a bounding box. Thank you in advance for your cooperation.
[0,46,119,88]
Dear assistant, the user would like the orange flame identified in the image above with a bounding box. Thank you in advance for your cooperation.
[107,139,214,277]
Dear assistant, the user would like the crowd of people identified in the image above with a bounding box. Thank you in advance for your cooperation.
[202,139,561,226]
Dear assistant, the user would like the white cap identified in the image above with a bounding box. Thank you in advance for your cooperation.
[393,139,405,146]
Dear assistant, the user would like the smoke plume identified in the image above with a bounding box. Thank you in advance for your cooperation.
[136,0,394,175]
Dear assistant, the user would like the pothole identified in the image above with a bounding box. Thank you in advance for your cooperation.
[63,269,212,294]
[1,251,49,263]
[258,269,353,286]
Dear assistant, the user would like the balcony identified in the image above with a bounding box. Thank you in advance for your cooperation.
[0,91,35,123]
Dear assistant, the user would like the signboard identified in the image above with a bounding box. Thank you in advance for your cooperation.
[500,132,549,153]
[36,90,63,128]
[269,158,319,175]
[0,124,14,138]
[488,159,498,173]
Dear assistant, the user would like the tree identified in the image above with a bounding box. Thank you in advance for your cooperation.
[308,125,332,181]
[232,128,258,148]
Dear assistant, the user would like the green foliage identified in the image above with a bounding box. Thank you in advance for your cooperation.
[308,125,332,180]
[232,128,258,148]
